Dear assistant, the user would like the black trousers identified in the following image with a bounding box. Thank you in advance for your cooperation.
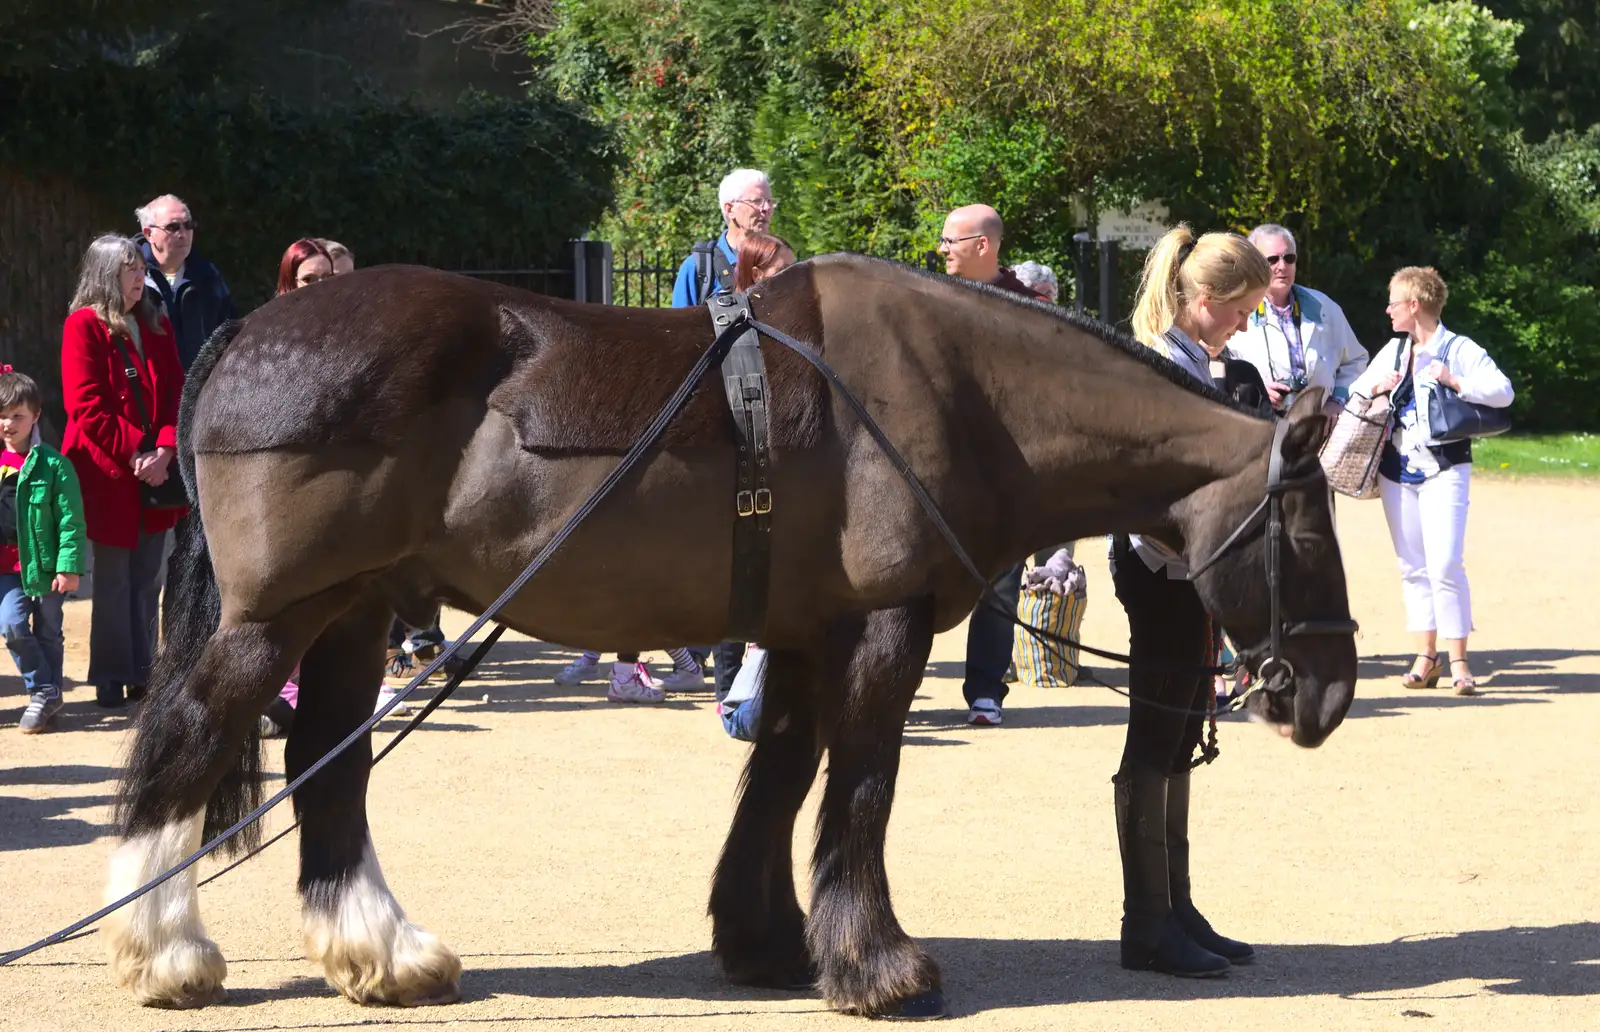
[1109,535,1214,775]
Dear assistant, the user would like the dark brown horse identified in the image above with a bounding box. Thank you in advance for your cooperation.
[106,256,1356,1017]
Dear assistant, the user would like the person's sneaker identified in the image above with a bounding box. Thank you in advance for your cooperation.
[375,684,413,717]
[607,663,665,704]
[555,656,604,686]
[259,713,283,738]
[657,662,708,691]
[967,697,1003,726]
[19,690,63,733]
[383,648,418,687]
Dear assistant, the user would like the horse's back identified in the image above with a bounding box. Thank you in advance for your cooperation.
[190,263,829,459]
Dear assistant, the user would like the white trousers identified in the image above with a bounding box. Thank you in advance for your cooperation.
[1379,464,1473,640]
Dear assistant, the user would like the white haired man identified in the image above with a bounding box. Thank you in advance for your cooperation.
[554,172,779,700]
[136,194,236,371]
[1226,223,1367,418]
[670,168,776,308]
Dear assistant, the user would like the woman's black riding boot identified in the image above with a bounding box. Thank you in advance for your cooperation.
[1166,770,1254,964]
[1114,765,1230,977]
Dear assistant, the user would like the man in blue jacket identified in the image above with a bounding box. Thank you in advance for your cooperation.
[670,169,776,308]
[137,194,237,371]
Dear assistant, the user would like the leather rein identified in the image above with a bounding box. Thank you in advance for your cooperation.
[713,294,1357,715]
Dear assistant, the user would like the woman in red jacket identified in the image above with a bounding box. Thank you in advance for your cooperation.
[61,235,186,708]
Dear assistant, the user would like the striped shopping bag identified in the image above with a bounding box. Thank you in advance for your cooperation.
[1012,572,1088,688]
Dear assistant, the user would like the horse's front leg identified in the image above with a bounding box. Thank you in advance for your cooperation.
[711,647,823,988]
[808,600,945,1018]
[291,597,460,1006]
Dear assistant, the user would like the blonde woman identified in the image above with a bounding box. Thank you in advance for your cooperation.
[1349,267,1512,695]
[1114,225,1270,978]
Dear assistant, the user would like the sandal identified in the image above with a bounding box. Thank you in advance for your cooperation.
[1449,658,1478,697]
[1400,653,1443,690]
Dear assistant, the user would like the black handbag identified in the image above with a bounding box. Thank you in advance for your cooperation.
[1426,334,1512,443]
[110,333,189,510]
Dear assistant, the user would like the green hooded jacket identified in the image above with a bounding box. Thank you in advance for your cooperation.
[6,444,88,597]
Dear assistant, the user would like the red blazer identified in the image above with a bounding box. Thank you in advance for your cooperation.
[61,307,187,548]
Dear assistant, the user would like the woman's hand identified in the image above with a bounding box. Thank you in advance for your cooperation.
[1422,361,1461,392]
[135,447,174,485]
[52,573,80,595]
[1369,369,1404,396]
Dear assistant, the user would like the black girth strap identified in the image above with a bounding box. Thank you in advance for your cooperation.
[708,291,773,641]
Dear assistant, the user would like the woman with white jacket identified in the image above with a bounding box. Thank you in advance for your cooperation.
[1349,266,1514,695]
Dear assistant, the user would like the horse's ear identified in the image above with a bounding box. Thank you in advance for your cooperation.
[1286,387,1327,421]
[1281,387,1330,464]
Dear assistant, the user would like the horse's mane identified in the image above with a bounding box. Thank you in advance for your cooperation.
[810,253,1267,420]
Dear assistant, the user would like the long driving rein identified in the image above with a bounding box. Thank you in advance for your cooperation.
[0,286,1358,967]
[727,299,1357,708]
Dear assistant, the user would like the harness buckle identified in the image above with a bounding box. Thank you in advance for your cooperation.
[754,488,773,514]
[736,490,755,517]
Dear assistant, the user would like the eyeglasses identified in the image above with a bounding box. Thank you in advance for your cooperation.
[938,234,984,248]
[1264,252,1296,266]
[1385,299,1412,310]
[733,198,778,212]
[155,220,195,234]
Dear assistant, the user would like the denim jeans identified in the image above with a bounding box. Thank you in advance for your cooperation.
[962,563,1024,707]
[89,532,167,688]
[719,646,767,741]
[0,575,66,695]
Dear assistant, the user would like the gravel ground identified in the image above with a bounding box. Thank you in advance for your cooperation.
[0,476,1595,1032]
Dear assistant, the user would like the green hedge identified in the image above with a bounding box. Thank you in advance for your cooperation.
[2,62,618,309]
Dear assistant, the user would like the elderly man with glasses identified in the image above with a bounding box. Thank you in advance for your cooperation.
[1226,223,1366,418]
[670,168,779,308]
[136,194,237,371]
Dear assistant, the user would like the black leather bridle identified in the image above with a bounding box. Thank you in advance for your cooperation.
[1186,416,1360,696]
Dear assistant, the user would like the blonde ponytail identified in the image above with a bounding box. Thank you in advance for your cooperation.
[1129,223,1272,353]
[1130,226,1196,351]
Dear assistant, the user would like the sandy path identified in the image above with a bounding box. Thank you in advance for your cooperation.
[0,476,1595,1032]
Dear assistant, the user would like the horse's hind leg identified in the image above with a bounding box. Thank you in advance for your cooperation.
[292,595,460,1006]
[710,648,822,988]
[808,601,944,1018]
[108,590,354,1008]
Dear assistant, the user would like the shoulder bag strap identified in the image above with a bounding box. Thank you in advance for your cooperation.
[108,331,155,441]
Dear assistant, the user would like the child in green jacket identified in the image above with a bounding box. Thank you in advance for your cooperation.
[0,370,87,733]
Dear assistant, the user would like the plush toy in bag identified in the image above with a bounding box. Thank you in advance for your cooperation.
[1012,546,1088,687]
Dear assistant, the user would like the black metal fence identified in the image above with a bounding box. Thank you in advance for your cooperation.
[457,242,941,308]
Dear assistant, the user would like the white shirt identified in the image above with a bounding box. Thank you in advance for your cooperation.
[1226,285,1368,403]
[1119,325,1210,580]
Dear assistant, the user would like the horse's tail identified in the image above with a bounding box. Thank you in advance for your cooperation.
[116,318,263,856]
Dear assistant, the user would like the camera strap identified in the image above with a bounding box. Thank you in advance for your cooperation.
[1258,287,1306,386]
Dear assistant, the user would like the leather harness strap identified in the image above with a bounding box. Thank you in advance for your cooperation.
[707,292,773,641]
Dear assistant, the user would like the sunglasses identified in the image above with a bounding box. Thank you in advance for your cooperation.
[1265,252,1296,266]
[155,220,196,234]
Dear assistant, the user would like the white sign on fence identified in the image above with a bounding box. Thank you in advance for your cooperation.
[1097,200,1171,250]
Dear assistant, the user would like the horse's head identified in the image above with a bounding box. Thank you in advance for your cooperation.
[1179,390,1358,747]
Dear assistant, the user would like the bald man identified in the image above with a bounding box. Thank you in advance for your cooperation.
[938,204,1046,300]
[937,204,1044,725]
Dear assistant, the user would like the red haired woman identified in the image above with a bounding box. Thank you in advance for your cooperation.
[276,238,333,296]
[733,232,796,292]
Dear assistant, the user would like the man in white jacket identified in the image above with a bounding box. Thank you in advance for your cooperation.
[1227,224,1367,418]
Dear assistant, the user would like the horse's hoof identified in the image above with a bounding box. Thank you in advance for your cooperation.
[762,964,817,992]
[876,989,948,1020]
[400,982,461,1007]
[147,983,228,1009]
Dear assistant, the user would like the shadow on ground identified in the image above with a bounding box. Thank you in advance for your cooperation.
[219,921,1600,1018]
